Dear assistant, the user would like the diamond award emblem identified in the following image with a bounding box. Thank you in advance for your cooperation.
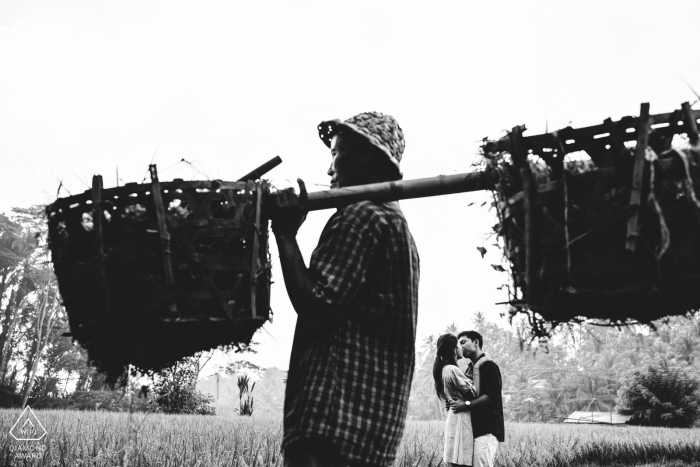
[9,407,47,441]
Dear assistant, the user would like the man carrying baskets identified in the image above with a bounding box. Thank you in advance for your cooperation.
[270,111,420,467]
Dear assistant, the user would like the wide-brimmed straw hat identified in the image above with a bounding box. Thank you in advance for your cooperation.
[318,111,405,173]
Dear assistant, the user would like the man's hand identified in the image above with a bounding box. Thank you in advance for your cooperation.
[270,179,308,237]
[448,399,470,413]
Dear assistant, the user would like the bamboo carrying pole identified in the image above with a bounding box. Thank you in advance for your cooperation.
[238,156,282,182]
[305,171,491,211]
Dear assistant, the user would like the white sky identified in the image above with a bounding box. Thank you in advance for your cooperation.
[1,1,699,372]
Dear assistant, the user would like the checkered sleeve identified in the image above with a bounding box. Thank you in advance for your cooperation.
[306,203,381,324]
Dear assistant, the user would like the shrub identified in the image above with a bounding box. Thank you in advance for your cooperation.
[68,390,153,412]
[153,384,216,415]
[0,385,21,408]
[32,397,70,410]
[616,357,700,428]
[234,375,254,416]
[151,356,216,415]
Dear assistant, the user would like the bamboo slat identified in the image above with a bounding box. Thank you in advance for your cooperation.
[626,103,651,251]
[91,175,110,316]
[149,165,177,314]
[682,102,699,146]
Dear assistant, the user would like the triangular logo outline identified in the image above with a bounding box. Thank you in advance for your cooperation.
[9,406,47,441]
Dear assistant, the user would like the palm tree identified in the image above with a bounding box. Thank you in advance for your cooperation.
[575,374,615,412]
[444,323,459,334]
[594,349,619,377]
[420,335,436,361]
[672,334,699,364]
[472,312,487,331]
[585,329,605,354]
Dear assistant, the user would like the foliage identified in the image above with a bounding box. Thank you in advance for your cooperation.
[250,367,286,417]
[222,360,264,379]
[615,356,700,428]
[151,354,216,415]
[0,385,20,408]
[0,205,90,409]
[2,410,700,467]
[234,374,255,416]
[66,388,152,412]
[196,367,285,416]
[27,374,59,401]
[153,382,215,415]
[30,396,70,410]
[407,333,443,421]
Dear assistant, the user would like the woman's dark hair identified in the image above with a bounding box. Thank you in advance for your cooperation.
[337,130,402,183]
[432,333,458,401]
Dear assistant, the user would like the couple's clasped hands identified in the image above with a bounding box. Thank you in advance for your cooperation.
[445,399,470,413]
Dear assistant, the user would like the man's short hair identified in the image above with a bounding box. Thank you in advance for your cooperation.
[458,330,484,349]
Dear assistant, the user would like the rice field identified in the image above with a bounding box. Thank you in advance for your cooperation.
[1,409,699,466]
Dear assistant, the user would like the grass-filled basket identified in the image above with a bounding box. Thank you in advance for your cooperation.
[46,166,272,383]
[482,102,700,335]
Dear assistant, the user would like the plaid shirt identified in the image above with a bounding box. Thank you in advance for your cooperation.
[283,201,420,467]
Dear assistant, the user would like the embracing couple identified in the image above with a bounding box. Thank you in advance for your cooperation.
[433,331,505,467]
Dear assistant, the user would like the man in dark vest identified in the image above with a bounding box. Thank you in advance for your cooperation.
[449,330,504,467]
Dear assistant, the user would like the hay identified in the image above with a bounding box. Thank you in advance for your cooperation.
[46,176,272,384]
[482,104,700,336]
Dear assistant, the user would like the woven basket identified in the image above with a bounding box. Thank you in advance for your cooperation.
[46,168,271,382]
[483,103,700,335]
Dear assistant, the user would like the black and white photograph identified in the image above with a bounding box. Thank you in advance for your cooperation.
[1,1,700,466]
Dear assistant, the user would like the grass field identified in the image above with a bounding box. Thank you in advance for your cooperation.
[1,409,700,466]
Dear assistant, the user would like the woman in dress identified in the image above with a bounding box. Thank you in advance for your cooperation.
[433,333,476,467]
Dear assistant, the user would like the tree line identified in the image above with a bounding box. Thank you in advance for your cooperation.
[0,207,124,407]
[0,206,107,407]
[407,312,700,426]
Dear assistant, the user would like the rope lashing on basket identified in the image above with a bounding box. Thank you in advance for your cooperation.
[646,148,671,261]
[671,146,700,210]
[563,172,573,286]
[556,136,574,287]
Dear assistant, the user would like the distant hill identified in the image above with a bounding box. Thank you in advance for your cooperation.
[197,367,286,417]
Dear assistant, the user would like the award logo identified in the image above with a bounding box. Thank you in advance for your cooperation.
[9,406,47,441]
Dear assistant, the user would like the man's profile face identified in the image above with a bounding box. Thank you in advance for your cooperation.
[459,336,479,360]
[328,133,366,188]
[455,341,464,360]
